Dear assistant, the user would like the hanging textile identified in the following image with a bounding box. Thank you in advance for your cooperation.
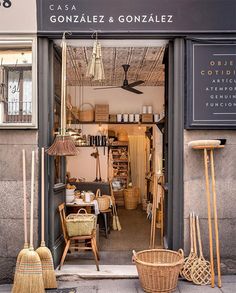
[86,39,105,81]
[128,135,146,202]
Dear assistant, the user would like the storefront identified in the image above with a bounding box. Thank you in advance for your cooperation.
[0,0,236,282]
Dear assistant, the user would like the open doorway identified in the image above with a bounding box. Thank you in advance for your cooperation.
[54,39,168,268]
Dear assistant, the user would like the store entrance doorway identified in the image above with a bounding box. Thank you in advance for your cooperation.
[58,39,168,267]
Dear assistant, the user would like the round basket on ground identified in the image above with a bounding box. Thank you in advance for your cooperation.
[133,249,184,293]
[124,188,138,210]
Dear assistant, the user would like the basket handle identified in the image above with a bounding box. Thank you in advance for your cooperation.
[77,208,87,214]
[95,188,101,198]
[132,250,137,263]
[178,248,184,258]
[79,103,94,111]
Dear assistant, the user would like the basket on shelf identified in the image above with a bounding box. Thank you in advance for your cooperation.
[133,249,184,293]
[124,187,139,210]
[96,189,111,211]
[65,208,97,237]
[78,103,94,122]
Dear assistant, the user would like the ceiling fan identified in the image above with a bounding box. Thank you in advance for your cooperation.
[94,64,144,94]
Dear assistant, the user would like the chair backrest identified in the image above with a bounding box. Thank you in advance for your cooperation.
[58,203,69,241]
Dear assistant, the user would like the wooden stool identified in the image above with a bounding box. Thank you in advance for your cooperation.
[99,208,112,238]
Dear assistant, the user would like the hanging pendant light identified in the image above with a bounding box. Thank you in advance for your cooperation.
[47,32,77,156]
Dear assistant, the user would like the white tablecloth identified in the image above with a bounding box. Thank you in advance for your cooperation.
[66,199,100,215]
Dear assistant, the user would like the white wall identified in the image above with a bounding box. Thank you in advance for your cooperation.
[68,86,164,115]
[66,86,164,182]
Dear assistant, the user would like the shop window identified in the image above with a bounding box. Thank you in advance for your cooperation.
[0,38,37,128]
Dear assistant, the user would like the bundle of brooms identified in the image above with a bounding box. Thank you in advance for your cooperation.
[13,151,45,293]
[47,33,77,156]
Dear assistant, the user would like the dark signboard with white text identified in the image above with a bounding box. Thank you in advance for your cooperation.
[37,0,236,33]
[186,43,236,129]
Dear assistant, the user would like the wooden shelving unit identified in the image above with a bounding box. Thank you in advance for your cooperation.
[109,142,129,206]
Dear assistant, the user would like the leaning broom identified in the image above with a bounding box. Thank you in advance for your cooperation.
[14,151,44,293]
[36,148,57,289]
[12,150,29,293]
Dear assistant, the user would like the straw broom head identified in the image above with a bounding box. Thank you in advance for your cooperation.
[36,245,57,289]
[12,246,29,293]
[15,249,44,293]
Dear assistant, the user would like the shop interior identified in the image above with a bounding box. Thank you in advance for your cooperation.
[55,39,168,266]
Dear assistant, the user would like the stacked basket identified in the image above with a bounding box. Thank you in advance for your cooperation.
[124,187,139,210]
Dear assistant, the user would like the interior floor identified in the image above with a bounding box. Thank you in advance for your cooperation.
[64,205,162,266]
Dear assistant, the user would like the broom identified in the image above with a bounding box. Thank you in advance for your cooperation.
[47,33,77,156]
[12,149,29,293]
[36,148,57,289]
[15,150,45,293]
[114,203,122,231]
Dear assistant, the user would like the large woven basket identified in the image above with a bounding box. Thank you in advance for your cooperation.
[133,249,184,293]
[66,208,96,237]
[78,103,94,122]
[124,188,138,210]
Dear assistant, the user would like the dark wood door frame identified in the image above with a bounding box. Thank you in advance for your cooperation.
[38,36,185,265]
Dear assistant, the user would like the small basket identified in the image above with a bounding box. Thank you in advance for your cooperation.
[124,188,138,210]
[133,249,184,293]
[66,208,96,237]
[96,189,111,211]
[78,103,94,122]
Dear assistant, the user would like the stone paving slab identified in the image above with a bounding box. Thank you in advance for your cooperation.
[1,276,236,293]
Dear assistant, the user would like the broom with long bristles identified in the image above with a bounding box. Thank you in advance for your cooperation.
[36,148,57,289]
[14,151,45,293]
[12,149,29,293]
[47,33,77,156]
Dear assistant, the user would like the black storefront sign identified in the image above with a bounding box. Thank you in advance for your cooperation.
[37,0,236,33]
[186,42,236,129]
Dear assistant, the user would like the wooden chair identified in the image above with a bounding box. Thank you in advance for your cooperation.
[58,203,99,271]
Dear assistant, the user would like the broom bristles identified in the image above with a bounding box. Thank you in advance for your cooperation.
[12,247,29,293]
[47,135,77,156]
[14,249,44,293]
[116,216,122,231]
[112,215,118,230]
[36,246,57,289]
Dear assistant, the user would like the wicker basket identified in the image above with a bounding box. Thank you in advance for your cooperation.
[133,249,184,293]
[124,188,139,210]
[78,103,94,122]
[96,189,111,211]
[66,208,96,237]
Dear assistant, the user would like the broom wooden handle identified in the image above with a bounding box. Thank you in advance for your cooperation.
[30,150,35,249]
[210,149,221,288]
[189,212,193,253]
[204,148,215,287]
[41,148,45,245]
[22,149,28,247]
[192,213,197,255]
[196,216,203,258]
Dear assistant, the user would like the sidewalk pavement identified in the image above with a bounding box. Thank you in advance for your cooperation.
[0,275,236,293]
